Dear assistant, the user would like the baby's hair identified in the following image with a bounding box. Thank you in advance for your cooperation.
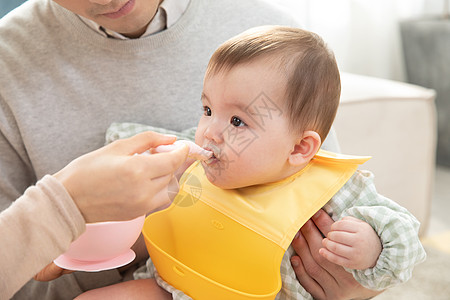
[206,26,341,143]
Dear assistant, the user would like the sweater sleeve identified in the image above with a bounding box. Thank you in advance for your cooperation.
[323,171,427,290]
[0,175,86,299]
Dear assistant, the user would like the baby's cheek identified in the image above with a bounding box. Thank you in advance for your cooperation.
[222,128,258,155]
[194,130,203,145]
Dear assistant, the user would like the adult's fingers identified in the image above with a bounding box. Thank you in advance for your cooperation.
[149,176,180,212]
[311,209,334,237]
[137,144,189,179]
[300,219,327,255]
[111,131,177,155]
[293,213,383,300]
[291,231,328,299]
[34,262,73,282]
[301,219,345,277]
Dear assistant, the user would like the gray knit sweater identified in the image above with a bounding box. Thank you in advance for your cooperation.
[0,0,300,298]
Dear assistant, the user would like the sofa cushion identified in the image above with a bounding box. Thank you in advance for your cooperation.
[334,72,436,236]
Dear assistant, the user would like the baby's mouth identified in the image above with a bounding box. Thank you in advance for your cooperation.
[203,144,220,164]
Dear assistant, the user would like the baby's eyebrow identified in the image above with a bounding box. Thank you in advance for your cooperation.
[201,92,250,114]
[201,92,210,103]
[245,105,255,116]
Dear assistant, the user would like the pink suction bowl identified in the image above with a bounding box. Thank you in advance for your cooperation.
[63,215,145,262]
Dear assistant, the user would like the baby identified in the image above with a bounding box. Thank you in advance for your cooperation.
[79,26,426,300]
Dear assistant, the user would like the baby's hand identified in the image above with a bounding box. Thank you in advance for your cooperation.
[319,216,381,270]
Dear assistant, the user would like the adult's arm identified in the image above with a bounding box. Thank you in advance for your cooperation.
[0,175,84,299]
[0,132,188,299]
[291,210,383,300]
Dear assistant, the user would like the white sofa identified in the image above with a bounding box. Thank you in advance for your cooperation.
[334,73,436,236]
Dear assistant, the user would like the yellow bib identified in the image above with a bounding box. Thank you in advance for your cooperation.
[142,150,370,300]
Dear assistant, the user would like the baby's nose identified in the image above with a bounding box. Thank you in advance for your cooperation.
[204,123,225,145]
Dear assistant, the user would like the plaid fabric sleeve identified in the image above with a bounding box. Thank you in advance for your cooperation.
[322,170,427,290]
[134,257,193,300]
[275,247,313,300]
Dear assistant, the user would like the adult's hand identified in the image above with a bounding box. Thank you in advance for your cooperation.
[53,131,189,223]
[33,262,74,282]
[290,209,383,300]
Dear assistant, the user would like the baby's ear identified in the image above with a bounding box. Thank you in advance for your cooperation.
[289,131,321,166]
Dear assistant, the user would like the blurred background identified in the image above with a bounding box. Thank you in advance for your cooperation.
[273,0,446,81]
[0,0,26,18]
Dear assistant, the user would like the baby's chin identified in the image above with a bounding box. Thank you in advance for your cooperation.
[204,172,244,190]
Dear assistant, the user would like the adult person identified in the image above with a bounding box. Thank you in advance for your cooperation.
[0,132,189,299]
[0,0,381,299]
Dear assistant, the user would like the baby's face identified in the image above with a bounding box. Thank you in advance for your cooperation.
[195,61,299,189]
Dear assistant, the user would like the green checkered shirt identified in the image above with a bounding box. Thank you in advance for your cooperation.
[107,122,426,300]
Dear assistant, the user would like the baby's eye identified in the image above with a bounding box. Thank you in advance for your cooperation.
[230,116,246,127]
[203,106,212,116]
